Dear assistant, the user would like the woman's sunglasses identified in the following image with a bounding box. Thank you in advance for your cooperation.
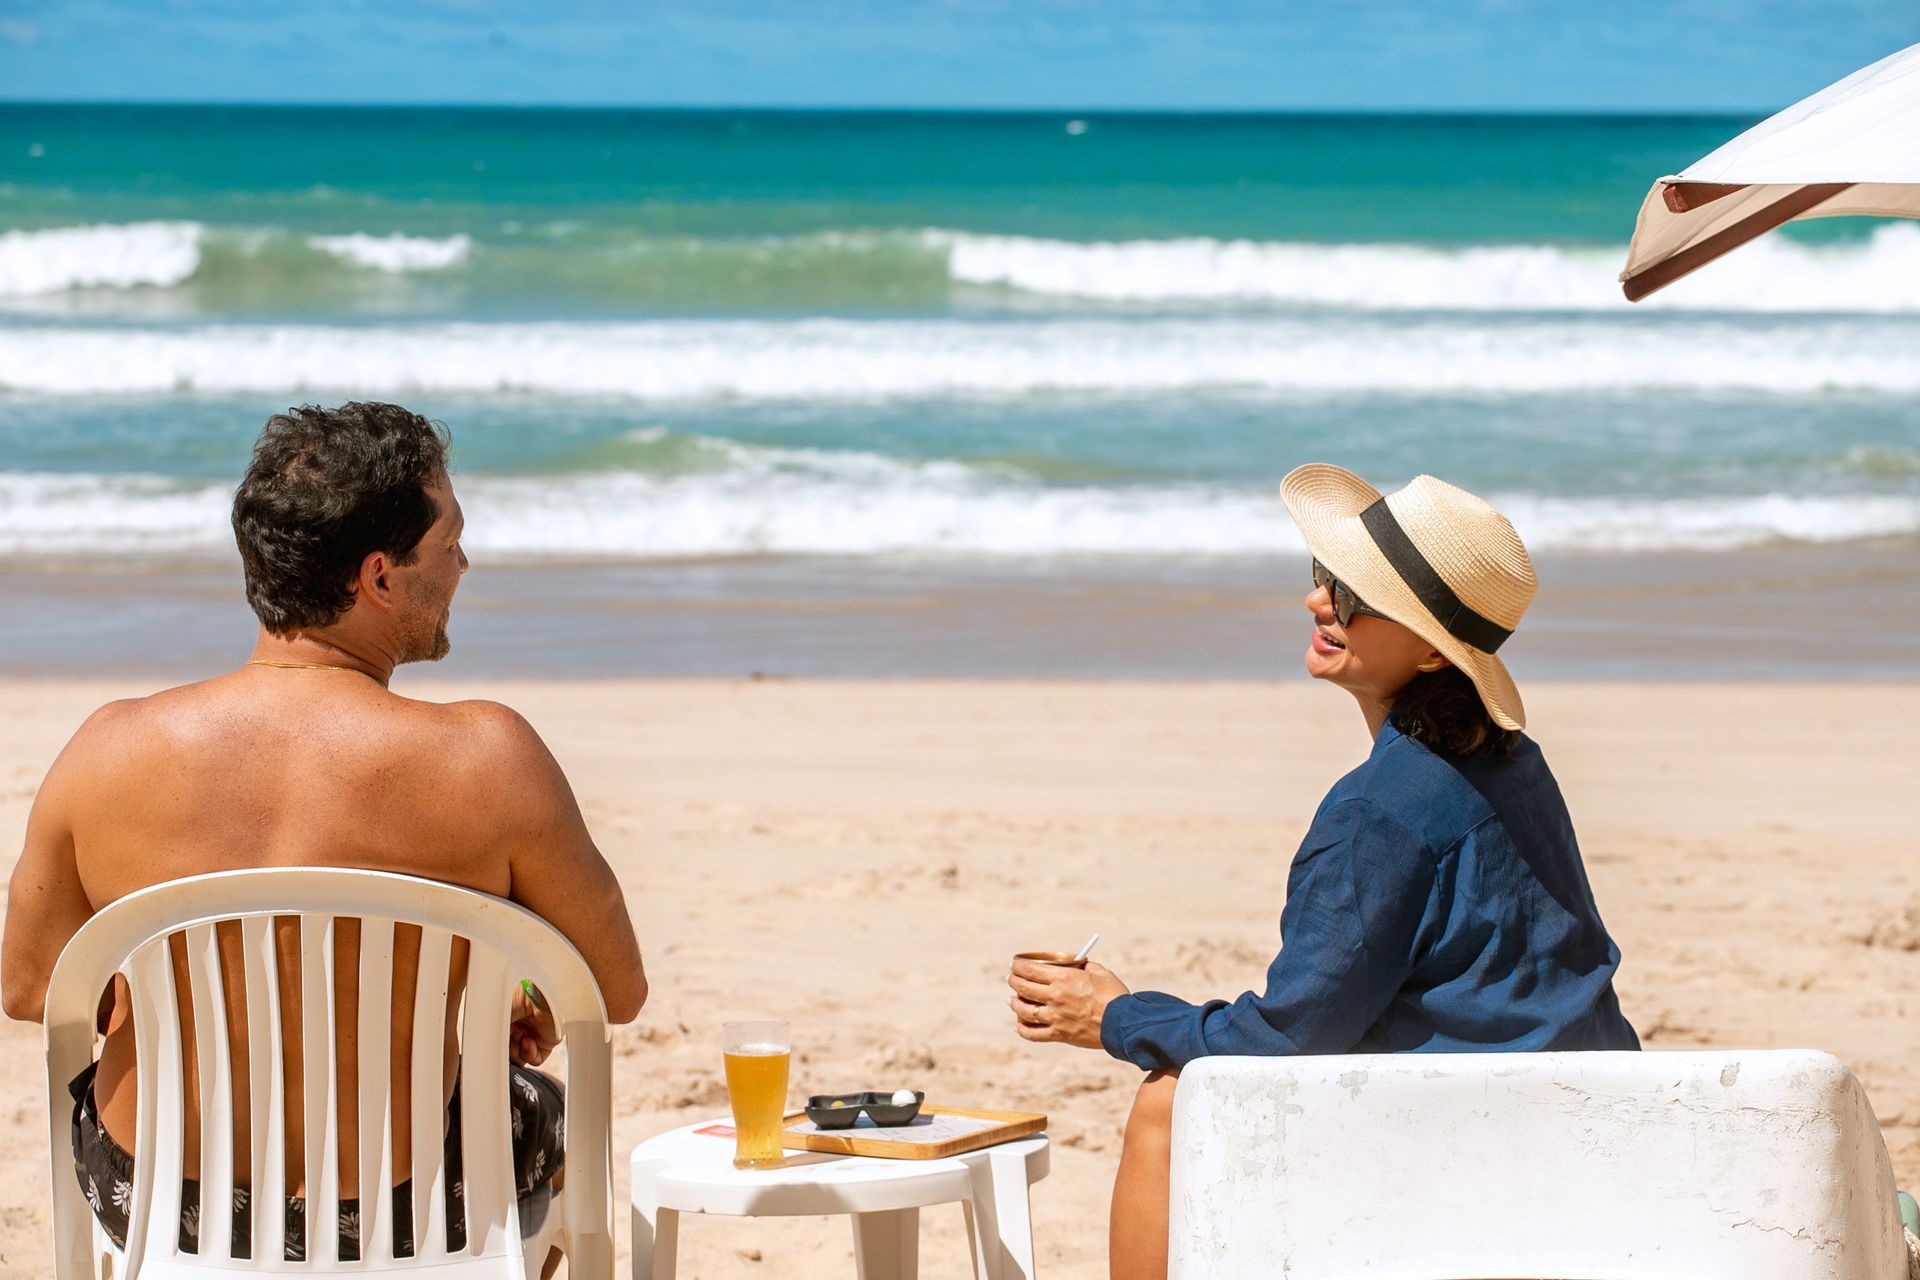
[1312,558,1393,627]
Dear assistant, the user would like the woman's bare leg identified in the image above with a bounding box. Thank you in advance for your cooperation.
[1109,1069,1179,1280]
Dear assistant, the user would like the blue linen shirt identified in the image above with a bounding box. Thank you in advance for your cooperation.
[1100,719,1638,1072]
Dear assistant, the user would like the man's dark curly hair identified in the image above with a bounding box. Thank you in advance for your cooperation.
[232,402,450,634]
[1390,665,1520,758]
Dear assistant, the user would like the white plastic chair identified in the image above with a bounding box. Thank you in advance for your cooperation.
[1168,1049,1908,1280]
[41,868,615,1279]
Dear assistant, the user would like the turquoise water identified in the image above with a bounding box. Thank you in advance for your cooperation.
[1,105,1916,559]
[2,107,1758,236]
[3,106,1785,316]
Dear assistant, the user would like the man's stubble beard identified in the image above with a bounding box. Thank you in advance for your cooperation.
[399,606,453,665]
[426,603,452,662]
[426,618,451,662]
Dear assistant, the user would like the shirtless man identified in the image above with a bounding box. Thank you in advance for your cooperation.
[2,401,646,1263]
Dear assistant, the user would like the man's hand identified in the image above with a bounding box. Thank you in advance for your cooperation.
[1007,958,1130,1050]
[510,981,560,1067]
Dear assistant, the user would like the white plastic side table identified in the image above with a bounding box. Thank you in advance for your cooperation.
[629,1120,1050,1280]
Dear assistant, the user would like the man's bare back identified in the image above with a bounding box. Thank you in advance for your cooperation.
[2,403,644,1213]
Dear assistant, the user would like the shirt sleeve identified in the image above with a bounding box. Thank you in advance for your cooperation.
[1099,796,1438,1072]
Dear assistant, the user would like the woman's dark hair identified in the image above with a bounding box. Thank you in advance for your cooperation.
[232,402,450,634]
[1390,666,1520,758]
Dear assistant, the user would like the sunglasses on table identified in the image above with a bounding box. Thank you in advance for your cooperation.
[1312,558,1393,627]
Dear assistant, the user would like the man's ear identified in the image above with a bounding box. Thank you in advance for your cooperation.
[357,550,397,612]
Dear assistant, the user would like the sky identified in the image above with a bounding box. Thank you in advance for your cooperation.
[0,0,1915,112]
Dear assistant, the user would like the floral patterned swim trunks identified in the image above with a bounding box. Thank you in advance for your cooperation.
[69,1061,564,1262]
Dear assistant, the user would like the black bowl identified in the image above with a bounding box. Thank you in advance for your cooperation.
[862,1091,925,1127]
[804,1093,870,1129]
[805,1090,925,1129]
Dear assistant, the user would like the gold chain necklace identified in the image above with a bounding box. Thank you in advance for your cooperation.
[246,658,366,673]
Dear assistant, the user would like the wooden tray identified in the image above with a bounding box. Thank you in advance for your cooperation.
[781,1103,1046,1160]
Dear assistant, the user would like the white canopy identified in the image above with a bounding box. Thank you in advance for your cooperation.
[1620,42,1920,301]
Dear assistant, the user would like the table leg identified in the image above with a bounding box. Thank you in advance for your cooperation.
[851,1207,920,1280]
[961,1147,1038,1280]
[629,1165,679,1280]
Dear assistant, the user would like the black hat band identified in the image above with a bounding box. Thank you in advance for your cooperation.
[1359,497,1513,654]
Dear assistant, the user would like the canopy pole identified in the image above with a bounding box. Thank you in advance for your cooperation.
[1622,182,1854,301]
[1661,182,1747,214]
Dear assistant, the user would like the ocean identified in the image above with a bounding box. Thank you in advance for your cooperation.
[1,104,1917,679]
[3,103,1917,567]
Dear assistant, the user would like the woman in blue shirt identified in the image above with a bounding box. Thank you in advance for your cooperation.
[1008,464,1637,1280]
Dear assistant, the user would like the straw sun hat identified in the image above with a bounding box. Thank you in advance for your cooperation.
[1279,463,1536,732]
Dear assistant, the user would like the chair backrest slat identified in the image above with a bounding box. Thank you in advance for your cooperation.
[42,867,617,1279]
[298,915,339,1264]
[409,927,453,1261]
[124,941,183,1278]
[240,915,286,1263]
[357,919,396,1263]
[184,923,235,1260]
[457,944,514,1255]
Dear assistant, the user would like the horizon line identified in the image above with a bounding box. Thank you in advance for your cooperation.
[0,98,1773,119]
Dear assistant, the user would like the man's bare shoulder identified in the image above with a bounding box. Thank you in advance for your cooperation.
[431,697,546,754]
[437,696,579,798]
[64,694,148,741]
[30,699,131,807]
[29,679,240,823]
[421,697,568,792]
[51,679,223,765]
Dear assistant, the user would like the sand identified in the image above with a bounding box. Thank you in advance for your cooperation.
[0,678,1915,1277]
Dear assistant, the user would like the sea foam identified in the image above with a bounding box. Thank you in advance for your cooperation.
[941,223,1920,312]
[0,222,473,297]
[308,232,473,272]
[6,217,1918,312]
[0,222,204,296]
[4,463,1916,559]
[2,314,1915,397]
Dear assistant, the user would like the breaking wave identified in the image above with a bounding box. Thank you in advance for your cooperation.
[0,222,473,297]
[2,314,1915,397]
[3,219,1916,312]
[0,222,204,296]
[305,232,473,273]
[943,223,1920,312]
[4,452,1915,559]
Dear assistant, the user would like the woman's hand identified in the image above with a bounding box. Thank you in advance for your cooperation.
[510,981,560,1067]
[1007,958,1130,1049]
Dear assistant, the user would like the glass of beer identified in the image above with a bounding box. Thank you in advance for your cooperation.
[723,1019,791,1169]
